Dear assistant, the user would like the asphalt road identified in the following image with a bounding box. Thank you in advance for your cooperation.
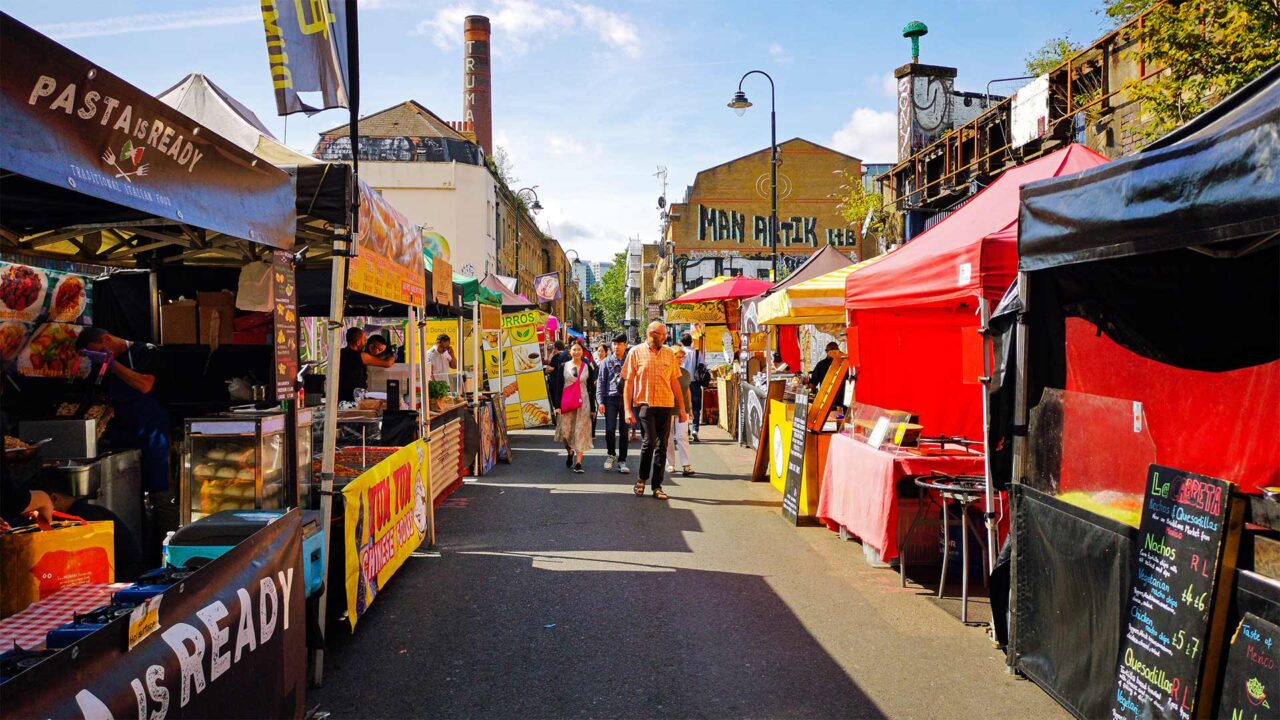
[312,425,1067,719]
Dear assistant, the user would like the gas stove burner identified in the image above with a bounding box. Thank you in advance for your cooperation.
[77,603,136,626]
[136,566,195,586]
[0,644,59,683]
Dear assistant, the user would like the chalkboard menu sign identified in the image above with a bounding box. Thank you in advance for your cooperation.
[1112,465,1243,720]
[1215,613,1280,720]
[271,250,298,401]
[781,392,808,525]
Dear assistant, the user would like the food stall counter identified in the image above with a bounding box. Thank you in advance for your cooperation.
[817,431,986,561]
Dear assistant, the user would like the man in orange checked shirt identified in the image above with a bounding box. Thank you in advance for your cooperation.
[622,321,687,501]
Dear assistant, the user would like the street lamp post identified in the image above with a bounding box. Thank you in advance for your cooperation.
[513,186,542,296]
[728,70,777,283]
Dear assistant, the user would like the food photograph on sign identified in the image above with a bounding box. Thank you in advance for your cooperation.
[534,272,561,303]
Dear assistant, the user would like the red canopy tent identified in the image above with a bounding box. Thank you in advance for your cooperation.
[669,275,774,303]
[844,144,1109,439]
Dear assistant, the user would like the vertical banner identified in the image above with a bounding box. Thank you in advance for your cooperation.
[487,311,551,429]
[272,251,298,400]
[2,512,306,719]
[260,0,350,115]
[347,183,425,306]
[342,440,431,630]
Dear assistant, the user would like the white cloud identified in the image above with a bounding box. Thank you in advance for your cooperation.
[829,108,899,164]
[546,133,587,156]
[415,0,639,58]
[38,7,259,40]
[571,4,642,58]
[865,71,898,100]
[768,42,792,66]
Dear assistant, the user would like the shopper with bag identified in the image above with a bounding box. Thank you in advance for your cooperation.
[550,340,596,473]
[667,346,696,477]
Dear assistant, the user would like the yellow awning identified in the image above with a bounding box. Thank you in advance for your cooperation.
[757,255,887,325]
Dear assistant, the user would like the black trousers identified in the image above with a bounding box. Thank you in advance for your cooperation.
[603,397,629,461]
[636,404,673,490]
[689,382,703,433]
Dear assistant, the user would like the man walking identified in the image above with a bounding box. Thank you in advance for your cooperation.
[623,321,687,501]
[597,333,631,474]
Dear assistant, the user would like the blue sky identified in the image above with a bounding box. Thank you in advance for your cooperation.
[6,0,1110,261]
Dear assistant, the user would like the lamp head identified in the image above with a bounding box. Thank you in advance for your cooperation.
[728,90,752,116]
[530,199,543,213]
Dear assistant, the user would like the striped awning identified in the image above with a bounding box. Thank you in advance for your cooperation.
[757,254,888,325]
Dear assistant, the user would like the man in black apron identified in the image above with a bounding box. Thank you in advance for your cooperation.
[76,328,173,543]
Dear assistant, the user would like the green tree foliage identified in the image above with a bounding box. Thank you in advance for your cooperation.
[832,170,902,256]
[1109,0,1280,138]
[1025,36,1084,76]
[588,252,627,333]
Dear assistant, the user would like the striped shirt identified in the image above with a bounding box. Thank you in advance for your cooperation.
[621,343,680,408]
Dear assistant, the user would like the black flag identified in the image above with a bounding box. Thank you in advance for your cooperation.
[260,0,351,115]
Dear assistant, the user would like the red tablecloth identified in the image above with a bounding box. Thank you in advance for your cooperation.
[0,583,129,650]
[817,432,986,560]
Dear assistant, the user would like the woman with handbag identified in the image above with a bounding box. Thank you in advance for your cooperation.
[551,340,596,473]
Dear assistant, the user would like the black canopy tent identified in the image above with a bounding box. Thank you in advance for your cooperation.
[995,64,1280,718]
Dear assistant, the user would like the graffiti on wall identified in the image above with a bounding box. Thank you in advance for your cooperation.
[315,135,484,164]
[897,74,955,161]
[695,204,857,248]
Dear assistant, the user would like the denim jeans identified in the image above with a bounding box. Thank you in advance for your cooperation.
[603,396,628,462]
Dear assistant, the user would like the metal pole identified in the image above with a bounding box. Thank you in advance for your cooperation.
[770,89,778,283]
[979,297,997,573]
[1007,270,1031,667]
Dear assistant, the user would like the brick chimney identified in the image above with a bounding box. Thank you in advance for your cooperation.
[463,15,493,156]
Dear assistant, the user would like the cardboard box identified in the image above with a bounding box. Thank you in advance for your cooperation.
[160,299,197,344]
[197,291,235,346]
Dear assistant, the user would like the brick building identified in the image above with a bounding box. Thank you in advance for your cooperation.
[665,138,863,295]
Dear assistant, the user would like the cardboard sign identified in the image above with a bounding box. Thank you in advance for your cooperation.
[1112,465,1243,720]
[432,256,454,306]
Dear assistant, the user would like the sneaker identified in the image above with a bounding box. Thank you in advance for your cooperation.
[573,462,584,474]
[691,433,700,443]
[618,463,630,474]
[682,465,696,477]
[604,455,616,471]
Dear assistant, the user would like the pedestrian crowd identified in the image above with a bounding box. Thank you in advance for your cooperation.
[548,321,708,501]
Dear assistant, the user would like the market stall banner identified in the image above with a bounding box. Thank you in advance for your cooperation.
[347,182,425,307]
[1,260,95,378]
[0,14,295,248]
[271,251,298,400]
[487,313,551,429]
[343,439,431,630]
[259,0,350,116]
[666,301,727,324]
[3,511,306,719]
[534,272,561,303]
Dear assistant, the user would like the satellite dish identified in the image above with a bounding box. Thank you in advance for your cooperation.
[657,196,666,209]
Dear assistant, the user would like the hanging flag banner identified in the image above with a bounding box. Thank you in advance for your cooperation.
[534,272,562,303]
[259,0,350,115]
[343,440,431,630]
[347,182,425,307]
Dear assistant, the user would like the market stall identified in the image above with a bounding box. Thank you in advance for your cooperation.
[1000,64,1280,719]
[826,144,1110,580]
[0,14,309,708]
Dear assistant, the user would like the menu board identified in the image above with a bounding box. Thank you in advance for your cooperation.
[272,251,298,400]
[781,392,808,524]
[1112,465,1240,720]
[1215,613,1280,720]
[1,261,93,377]
[484,311,551,429]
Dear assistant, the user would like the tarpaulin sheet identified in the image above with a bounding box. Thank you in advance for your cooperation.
[1019,64,1280,271]
[1064,317,1280,493]
[845,144,1108,311]
[849,308,985,440]
[1013,484,1136,720]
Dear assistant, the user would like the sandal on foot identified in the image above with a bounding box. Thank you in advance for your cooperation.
[653,489,669,501]
[633,480,646,496]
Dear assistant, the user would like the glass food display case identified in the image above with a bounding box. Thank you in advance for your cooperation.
[296,407,315,509]
[181,412,286,524]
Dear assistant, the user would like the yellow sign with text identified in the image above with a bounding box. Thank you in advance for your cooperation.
[342,440,430,630]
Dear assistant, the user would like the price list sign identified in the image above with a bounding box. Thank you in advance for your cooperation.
[781,392,808,525]
[1112,465,1240,720]
[272,250,298,401]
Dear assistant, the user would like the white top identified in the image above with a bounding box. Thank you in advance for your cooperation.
[425,346,453,381]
